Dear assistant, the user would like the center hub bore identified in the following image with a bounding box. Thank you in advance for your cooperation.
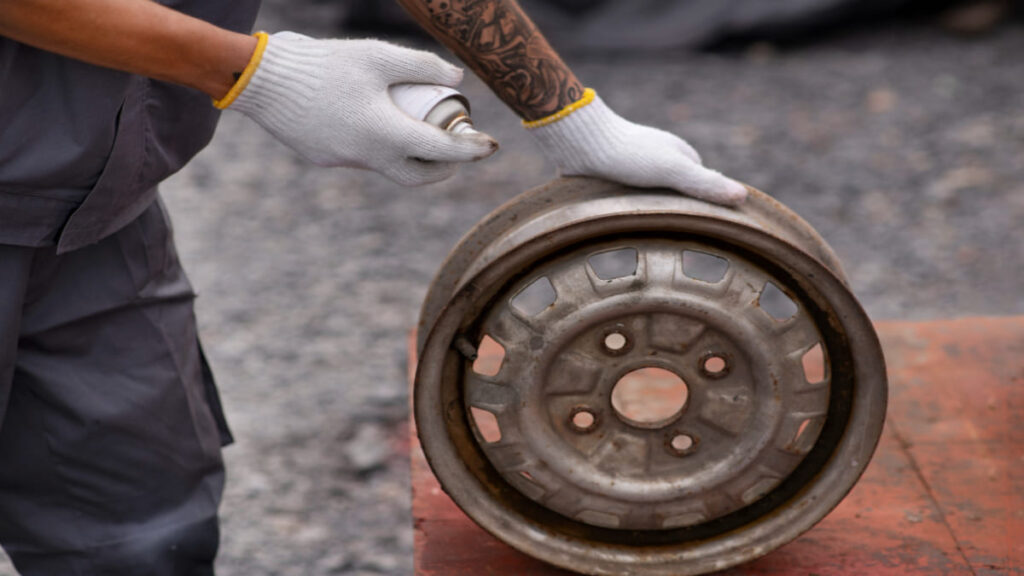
[610,365,689,427]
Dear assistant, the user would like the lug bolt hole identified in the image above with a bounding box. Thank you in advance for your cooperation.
[700,353,730,379]
[669,433,696,455]
[603,332,628,352]
[569,408,598,433]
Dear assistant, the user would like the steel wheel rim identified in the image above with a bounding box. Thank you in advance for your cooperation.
[415,183,887,576]
[417,178,846,356]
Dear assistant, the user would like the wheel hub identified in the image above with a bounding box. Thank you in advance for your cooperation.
[467,239,830,531]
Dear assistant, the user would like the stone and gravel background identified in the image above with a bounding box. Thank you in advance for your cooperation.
[1,2,1021,575]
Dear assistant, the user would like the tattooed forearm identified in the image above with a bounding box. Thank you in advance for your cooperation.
[396,0,584,120]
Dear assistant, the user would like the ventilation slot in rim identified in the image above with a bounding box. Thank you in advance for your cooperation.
[759,281,798,320]
[683,250,729,283]
[802,343,826,384]
[510,276,557,316]
[472,335,505,377]
[588,248,638,280]
[470,407,502,443]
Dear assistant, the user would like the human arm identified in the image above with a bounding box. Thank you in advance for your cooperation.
[0,0,497,185]
[393,0,582,121]
[0,0,255,99]
[396,0,748,205]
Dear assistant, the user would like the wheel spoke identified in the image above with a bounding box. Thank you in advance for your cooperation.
[486,303,541,348]
[546,259,599,309]
[721,260,765,308]
[773,314,822,356]
[465,374,518,411]
[637,246,680,288]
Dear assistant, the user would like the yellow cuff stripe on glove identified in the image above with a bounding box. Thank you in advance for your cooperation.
[522,87,596,129]
[213,31,269,110]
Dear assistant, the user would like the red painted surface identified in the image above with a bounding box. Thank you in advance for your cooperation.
[409,317,1024,575]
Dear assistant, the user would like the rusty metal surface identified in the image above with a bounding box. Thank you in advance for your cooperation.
[464,238,831,530]
[416,177,847,356]
[413,179,887,574]
[410,316,1024,575]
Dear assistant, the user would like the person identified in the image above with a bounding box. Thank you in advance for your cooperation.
[0,0,747,573]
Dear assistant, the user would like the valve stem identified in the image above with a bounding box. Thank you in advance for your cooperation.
[454,336,478,361]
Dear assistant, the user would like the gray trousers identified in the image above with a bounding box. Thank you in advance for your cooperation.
[0,199,231,575]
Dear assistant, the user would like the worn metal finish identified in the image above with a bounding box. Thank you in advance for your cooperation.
[416,178,845,355]
[414,177,887,575]
[413,317,1024,575]
[467,238,830,530]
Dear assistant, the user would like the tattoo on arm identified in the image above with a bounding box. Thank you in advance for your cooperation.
[397,0,584,121]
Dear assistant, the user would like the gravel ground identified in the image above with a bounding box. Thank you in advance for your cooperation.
[1,4,1021,575]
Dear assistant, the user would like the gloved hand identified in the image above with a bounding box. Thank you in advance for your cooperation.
[525,89,747,206]
[220,32,498,186]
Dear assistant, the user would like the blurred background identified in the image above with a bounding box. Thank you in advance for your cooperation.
[3,1,1021,575]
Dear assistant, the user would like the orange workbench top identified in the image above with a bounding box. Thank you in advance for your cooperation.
[409,317,1023,575]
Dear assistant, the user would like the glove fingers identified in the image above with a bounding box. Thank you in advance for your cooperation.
[670,164,748,206]
[676,138,703,165]
[384,158,459,187]
[376,44,464,87]
[400,119,500,163]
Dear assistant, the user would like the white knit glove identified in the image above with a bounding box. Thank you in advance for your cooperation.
[224,32,498,186]
[526,90,747,206]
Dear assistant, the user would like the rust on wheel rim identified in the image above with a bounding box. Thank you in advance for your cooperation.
[415,178,887,575]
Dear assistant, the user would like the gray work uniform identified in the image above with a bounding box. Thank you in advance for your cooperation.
[0,0,259,573]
